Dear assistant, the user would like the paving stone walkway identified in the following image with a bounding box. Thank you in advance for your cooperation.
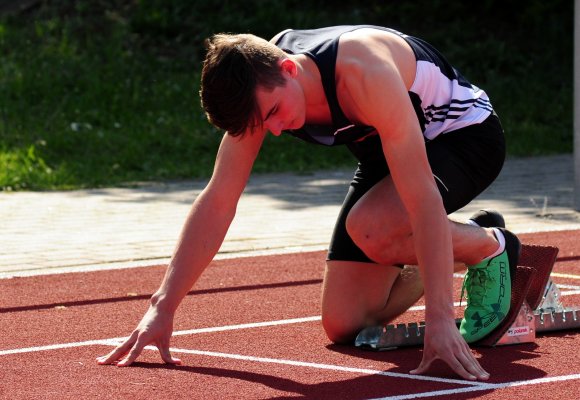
[1,154,578,278]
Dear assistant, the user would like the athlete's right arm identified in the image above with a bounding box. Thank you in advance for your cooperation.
[96,129,266,367]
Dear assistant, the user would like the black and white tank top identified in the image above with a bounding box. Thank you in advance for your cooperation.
[274,25,492,158]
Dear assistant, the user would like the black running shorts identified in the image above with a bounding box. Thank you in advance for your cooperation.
[327,113,506,264]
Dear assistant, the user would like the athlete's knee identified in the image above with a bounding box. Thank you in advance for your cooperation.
[321,310,361,344]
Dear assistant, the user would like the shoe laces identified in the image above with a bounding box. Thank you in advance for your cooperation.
[460,268,495,307]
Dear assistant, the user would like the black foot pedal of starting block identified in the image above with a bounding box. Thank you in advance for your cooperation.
[518,244,560,310]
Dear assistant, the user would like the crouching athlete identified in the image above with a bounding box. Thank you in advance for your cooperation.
[97,25,521,381]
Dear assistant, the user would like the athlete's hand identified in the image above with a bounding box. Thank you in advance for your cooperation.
[96,304,182,367]
[410,319,489,381]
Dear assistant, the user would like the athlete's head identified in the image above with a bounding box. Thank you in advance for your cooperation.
[200,33,287,137]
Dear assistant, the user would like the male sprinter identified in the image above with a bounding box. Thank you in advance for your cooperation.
[97,25,521,381]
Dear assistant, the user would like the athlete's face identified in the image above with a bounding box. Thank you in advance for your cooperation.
[255,60,306,136]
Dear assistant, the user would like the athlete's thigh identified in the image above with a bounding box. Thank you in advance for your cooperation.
[349,114,506,232]
[346,173,409,239]
[425,114,506,212]
[347,133,498,236]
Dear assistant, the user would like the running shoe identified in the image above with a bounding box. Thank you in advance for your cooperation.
[459,228,521,343]
[469,209,505,228]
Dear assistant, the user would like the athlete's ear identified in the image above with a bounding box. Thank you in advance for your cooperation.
[279,58,298,77]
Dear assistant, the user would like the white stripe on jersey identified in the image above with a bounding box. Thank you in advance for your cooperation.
[410,61,491,140]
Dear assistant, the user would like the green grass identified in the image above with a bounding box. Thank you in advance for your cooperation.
[0,0,573,190]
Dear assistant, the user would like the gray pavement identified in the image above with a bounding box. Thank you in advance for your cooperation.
[1,154,579,278]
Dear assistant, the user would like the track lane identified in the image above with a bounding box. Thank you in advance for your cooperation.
[0,230,579,399]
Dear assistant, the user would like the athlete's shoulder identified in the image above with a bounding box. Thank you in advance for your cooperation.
[269,29,292,44]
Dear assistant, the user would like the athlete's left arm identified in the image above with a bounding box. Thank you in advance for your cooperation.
[342,47,487,381]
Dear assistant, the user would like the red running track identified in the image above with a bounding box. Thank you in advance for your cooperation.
[0,230,579,399]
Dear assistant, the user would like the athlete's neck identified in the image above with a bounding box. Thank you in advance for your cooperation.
[293,54,333,125]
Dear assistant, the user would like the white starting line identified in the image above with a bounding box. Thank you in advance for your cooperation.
[367,373,580,400]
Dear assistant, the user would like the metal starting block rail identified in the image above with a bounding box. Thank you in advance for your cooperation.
[355,245,580,350]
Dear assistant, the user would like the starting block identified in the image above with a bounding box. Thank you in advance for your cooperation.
[355,244,580,350]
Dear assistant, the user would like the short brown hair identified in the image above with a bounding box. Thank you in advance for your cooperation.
[200,33,287,136]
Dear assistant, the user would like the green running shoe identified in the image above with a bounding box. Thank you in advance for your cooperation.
[459,228,521,343]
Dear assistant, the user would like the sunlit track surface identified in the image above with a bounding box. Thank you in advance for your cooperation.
[1,230,579,399]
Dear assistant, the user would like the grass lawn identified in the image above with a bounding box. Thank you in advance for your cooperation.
[0,0,573,190]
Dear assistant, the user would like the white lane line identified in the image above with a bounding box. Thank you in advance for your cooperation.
[0,339,119,356]
[408,302,463,312]
[148,346,488,387]
[2,280,577,358]
[0,316,322,356]
[368,373,580,400]
[6,291,579,358]
[558,283,580,290]
[551,272,580,280]
[171,316,321,337]
[368,385,491,399]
